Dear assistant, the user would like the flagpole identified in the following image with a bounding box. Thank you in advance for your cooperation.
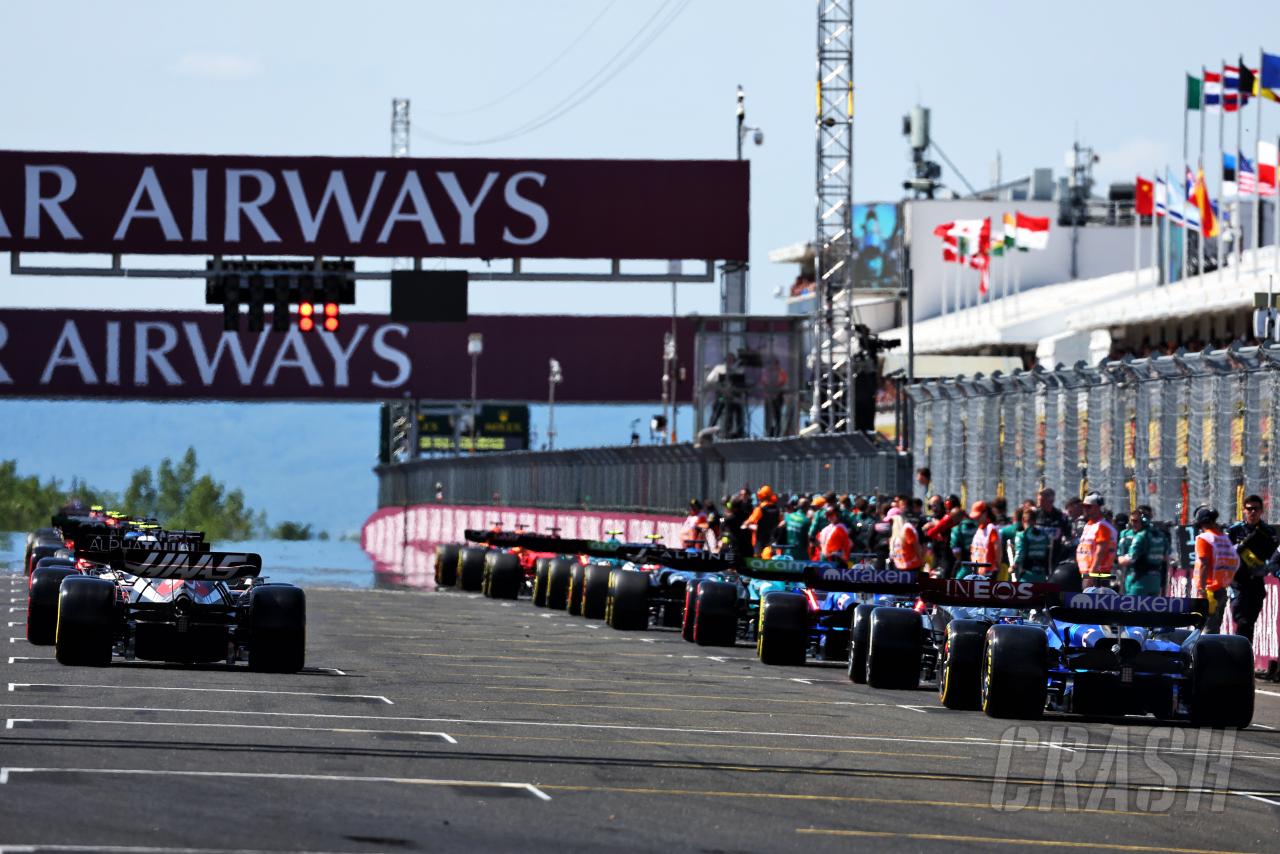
[1182,77,1190,286]
[1152,169,1160,286]
[1198,66,1206,286]
[1218,63,1226,284]
[1236,67,1245,280]
[1256,48,1265,272]
[1133,180,1141,289]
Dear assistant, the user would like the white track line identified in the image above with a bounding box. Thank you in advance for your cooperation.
[6,658,51,664]
[7,683,393,704]
[4,717,456,742]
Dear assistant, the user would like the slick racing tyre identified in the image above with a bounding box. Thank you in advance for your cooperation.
[757,591,808,666]
[567,561,587,616]
[981,624,1047,719]
[694,580,738,647]
[606,569,649,630]
[866,607,923,690]
[54,575,116,667]
[938,619,986,710]
[28,565,76,645]
[457,548,487,592]
[545,558,573,610]
[532,558,552,607]
[681,580,701,642]
[246,583,307,673]
[435,544,460,588]
[1189,634,1255,728]
[487,552,522,600]
[581,563,611,620]
[847,603,875,683]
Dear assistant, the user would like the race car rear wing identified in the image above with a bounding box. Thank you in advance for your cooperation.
[918,577,1061,608]
[74,542,262,581]
[464,529,733,573]
[1048,593,1208,628]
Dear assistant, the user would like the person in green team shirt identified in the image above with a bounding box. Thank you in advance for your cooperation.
[1012,506,1054,582]
[1117,509,1165,596]
[783,495,811,559]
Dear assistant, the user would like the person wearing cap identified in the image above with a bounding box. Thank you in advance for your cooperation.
[1116,510,1163,596]
[1075,492,1117,588]
[782,496,811,560]
[817,505,852,566]
[888,506,925,572]
[962,501,1003,580]
[742,485,781,557]
[1227,494,1279,642]
[1192,506,1240,634]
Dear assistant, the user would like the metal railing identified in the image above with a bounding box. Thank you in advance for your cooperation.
[908,344,1280,519]
[376,434,911,515]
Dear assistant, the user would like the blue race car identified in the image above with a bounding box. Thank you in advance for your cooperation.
[980,586,1255,728]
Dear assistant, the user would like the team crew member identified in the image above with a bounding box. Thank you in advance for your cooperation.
[964,501,1002,579]
[817,505,852,566]
[681,499,708,550]
[888,507,925,571]
[1075,493,1117,588]
[782,496,811,560]
[741,485,781,557]
[1192,506,1239,634]
[1227,495,1279,642]
[1012,506,1053,582]
[1116,510,1164,596]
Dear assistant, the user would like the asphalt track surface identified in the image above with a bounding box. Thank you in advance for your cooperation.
[2,568,1279,853]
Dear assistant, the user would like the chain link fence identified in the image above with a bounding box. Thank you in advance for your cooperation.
[377,434,911,515]
[908,345,1280,520]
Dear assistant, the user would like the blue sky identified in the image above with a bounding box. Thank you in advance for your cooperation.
[1,1,1273,531]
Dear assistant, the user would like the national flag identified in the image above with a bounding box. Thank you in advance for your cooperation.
[1224,65,1242,111]
[1240,59,1258,98]
[1014,212,1049,249]
[1135,176,1154,215]
[1203,70,1221,109]
[1002,212,1017,249]
[1241,58,1279,103]
[970,217,992,294]
[1186,74,1202,110]
[933,222,959,261]
[1259,140,1278,197]
[1166,168,1184,226]
[1239,153,1258,194]
[1154,176,1168,217]
[1193,168,1218,238]
[1223,151,1238,197]
[1261,50,1280,101]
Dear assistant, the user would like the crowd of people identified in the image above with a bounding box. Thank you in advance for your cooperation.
[678,467,1279,640]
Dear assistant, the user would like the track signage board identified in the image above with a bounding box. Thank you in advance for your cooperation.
[0,150,748,261]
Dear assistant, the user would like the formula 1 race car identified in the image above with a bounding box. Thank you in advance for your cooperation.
[979,588,1254,727]
[26,514,306,672]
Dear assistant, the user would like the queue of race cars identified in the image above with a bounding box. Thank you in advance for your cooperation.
[435,519,1257,729]
[20,504,305,671]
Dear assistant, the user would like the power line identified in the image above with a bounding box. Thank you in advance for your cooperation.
[414,0,691,147]
[419,0,621,118]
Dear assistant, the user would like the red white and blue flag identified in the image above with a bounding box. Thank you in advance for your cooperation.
[1204,70,1222,110]
[1239,153,1258,195]
[1224,65,1245,111]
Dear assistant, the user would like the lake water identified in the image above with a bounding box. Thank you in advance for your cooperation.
[1,532,377,589]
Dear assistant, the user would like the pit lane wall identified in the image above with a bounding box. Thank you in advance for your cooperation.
[1168,568,1280,677]
[361,503,682,590]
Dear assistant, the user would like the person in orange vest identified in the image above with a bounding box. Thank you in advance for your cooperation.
[965,501,1003,579]
[817,505,852,566]
[1075,492,1117,589]
[742,485,781,557]
[1191,506,1240,634]
[887,507,925,572]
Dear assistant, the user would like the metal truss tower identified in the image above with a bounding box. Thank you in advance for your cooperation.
[808,0,856,433]
[387,98,416,462]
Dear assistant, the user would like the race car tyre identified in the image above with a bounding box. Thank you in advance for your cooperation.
[457,548,487,592]
[867,607,923,690]
[481,552,496,596]
[662,581,687,628]
[981,624,1048,719]
[487,552,522,600]
[694,580,738,647]
[435,544,460,588]
[567,562,587,616]
[606,569,650,630]
[532,558,551,607]
[938,619,986,710]
[545,558,572,610]
[54,575,116,667]
[247,584,307,673]
[581,563,611,620]
[681,581,701,642]
[28,566,76,645]
[1189,634,1255,728]
[847,604,875,683]
[757,591,808,666]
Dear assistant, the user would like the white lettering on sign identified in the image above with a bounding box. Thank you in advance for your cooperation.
[376,172,445,245]
[133,322,183,386]
[224,169,281,242]
[113,167,182,241]
[502,171,548,246]
[105,321,120,385]
[0,320,10,384]
[438,171,499,245]
[191,169,208,241]
[184,323,271,384]
[264,328,322,386]
[319,324,369,387]
[282,169,386,242]
[40,320,98,384]
[371,324,411,387]
[24,165,81,240]
[0,198,10,238]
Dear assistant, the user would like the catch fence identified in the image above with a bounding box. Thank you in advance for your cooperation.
[376,434,911,515]
[908,344,1280,520]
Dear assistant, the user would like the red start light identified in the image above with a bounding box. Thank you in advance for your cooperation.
[324,302,339,317]
[299,302,314,317]
[323,316,339,332]
[299,316,315,332]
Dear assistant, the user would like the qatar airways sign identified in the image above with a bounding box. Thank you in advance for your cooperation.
[0,151,748,261]
[0,309,696,402]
